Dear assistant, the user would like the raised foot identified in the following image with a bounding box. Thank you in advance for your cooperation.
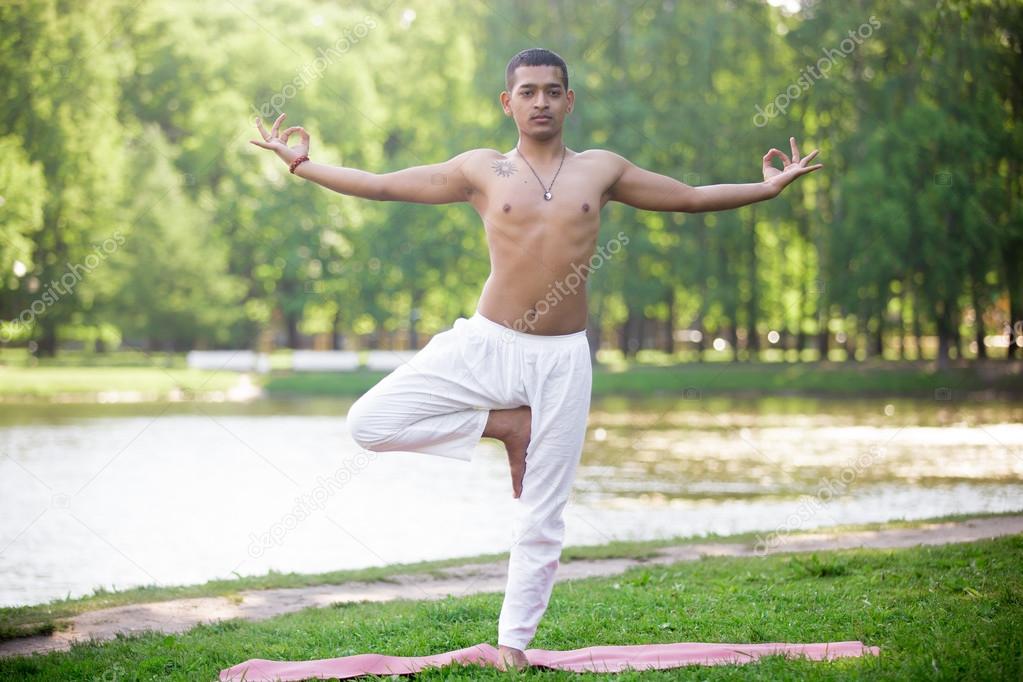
[483,405,532,499]
[496,645,530,672]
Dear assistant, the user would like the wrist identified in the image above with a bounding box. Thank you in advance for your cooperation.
[289,153,310,175]
[764,177,783,198]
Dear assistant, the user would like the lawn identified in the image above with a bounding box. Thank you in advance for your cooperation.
[2,516,1020,680]
[263,361,1023,399]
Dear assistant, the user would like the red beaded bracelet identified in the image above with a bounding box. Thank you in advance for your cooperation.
[289,154,310,174]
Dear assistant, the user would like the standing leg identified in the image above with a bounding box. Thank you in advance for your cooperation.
[497,340,592,655]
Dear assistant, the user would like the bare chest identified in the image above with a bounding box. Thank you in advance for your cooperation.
[471,168,604,245]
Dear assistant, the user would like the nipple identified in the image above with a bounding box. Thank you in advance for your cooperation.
[582,203,590,212]
[503,203,511,213]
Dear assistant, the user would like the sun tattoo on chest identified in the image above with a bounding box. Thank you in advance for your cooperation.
[492,159,517,178]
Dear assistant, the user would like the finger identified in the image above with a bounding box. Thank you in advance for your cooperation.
[800,149,820,165]
[270,113,286,137]
[249,139,271,149]
[797,164,824,176]
[790,136,800,160]
[763,148,791,166]
[280,125,303,143]
[254,117,270,140]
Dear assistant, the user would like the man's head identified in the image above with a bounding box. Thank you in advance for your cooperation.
[501,48,574,142]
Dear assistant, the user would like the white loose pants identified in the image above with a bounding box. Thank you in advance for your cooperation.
[345,310,593,650]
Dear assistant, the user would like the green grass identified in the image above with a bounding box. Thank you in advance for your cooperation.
[3,346,1020,400]
[2,526,1020,680]
[264,361,1023,398]
[0,366,240,398]
[2,509,1018,646]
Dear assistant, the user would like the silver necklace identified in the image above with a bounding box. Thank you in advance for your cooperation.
[516,143,566,201]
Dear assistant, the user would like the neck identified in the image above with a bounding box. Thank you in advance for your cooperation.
[516,132,565,163]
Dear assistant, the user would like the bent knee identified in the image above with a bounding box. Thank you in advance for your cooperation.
[346,395,393,451]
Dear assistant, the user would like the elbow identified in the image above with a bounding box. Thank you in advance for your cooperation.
[367,174,391,202]
[676,196,704,214]
[675,187,704,213]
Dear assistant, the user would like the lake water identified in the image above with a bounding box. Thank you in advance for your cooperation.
[1,396,1021,608]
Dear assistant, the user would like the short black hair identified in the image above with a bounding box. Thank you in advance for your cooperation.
[505,48,569,92]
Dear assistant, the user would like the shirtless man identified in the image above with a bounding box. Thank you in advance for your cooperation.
[250,47,821,672]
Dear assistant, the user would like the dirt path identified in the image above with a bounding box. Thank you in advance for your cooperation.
[3,514,1021,658]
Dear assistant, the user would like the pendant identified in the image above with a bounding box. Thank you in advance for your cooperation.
[544,191,552,201]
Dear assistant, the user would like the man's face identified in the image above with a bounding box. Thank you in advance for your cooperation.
[501,65,574,141]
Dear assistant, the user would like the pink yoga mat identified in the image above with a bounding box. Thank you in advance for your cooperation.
[220,639,880,680]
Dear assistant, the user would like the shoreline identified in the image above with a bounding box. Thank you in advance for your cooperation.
[2,360,1021,404]
[2,508,1020,655]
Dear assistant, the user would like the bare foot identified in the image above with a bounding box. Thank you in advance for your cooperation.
[483,406,532,498]
[496,644,530,672]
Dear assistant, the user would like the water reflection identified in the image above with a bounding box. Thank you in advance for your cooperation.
[1,396,1020,608]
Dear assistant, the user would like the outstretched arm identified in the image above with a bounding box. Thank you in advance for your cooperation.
[250,113,478,204]
[605,136,823,213]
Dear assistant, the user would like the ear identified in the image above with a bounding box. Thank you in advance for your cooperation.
[566,88,575,114]
[499,90,512,115]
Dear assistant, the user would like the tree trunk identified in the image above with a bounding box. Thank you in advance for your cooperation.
[898,282,908,360]
[953,315,963,360]
[816,322,829,361]
[872,312,884,358]
[285,311,301,349]
[587,307,602,365]
[728,323,740,362]
[665,288,675,354]
[912,285,924,360]
[815,284,829,361]
[935,296,954,371]
[1005,239,1022,360]
[843,309,858,362]
[971,276,986,360]
[746,208,760,359]
[408,291,421,350]
[795,268,807,357]
[637,313,647,353]
[620,305,642,358]
[694,313,706,362]
[331,307,344,350]
[36,317,58,357]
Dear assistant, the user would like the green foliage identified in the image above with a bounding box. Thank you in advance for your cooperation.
[0,0,1019,359]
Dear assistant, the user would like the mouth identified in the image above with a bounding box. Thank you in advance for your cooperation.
[531,115,552,123]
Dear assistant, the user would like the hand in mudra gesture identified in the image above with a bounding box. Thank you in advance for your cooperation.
[249,113,309,166]
[763,136,823,194]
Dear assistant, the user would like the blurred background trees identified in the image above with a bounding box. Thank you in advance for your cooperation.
[0,0,1019,364]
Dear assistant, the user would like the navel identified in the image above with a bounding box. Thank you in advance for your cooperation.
[582,202,590,212]
[503,203,511,213]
